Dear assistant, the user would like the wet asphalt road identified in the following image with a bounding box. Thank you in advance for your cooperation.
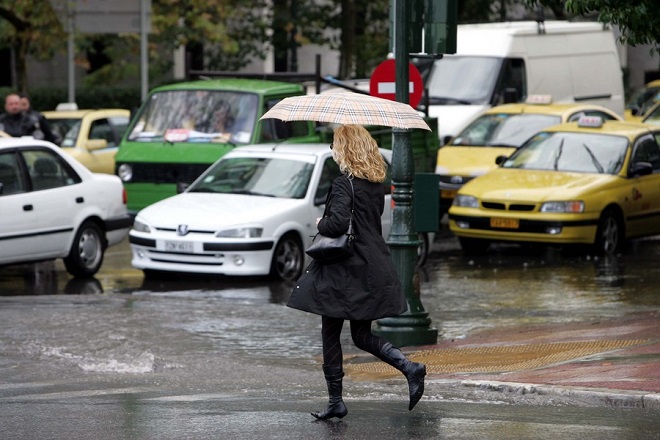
[1,231,660,439]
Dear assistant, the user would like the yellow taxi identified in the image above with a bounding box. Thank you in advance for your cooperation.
[436,97,622,220]
[624,79,660,122]
[448,116,660,254]
[43,105,130,174]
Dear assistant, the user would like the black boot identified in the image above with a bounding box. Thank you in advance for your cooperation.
[377,342,426,411]
[311,364,348,420]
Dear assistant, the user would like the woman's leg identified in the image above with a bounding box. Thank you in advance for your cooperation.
[312,316,348,420]
[349,320,427,411]
[322,316,345,367]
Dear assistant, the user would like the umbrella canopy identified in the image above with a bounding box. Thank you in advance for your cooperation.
[260,92,431,131]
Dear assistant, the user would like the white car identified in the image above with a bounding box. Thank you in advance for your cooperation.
[129,144,429,281]
[0,137,132,277]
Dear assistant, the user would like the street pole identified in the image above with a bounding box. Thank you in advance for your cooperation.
[373,0,438,347]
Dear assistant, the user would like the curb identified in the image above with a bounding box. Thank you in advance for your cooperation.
[458,380,660,409]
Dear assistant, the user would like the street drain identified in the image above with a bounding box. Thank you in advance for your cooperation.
[345,339,649,379]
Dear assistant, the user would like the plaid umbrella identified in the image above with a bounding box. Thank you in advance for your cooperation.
[260,92,431,131]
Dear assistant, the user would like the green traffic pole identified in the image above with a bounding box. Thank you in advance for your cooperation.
[373,0,438,347]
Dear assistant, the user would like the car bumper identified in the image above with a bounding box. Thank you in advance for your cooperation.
[448,212,599,244]
[105,214,133,247]
[128,233,275,276]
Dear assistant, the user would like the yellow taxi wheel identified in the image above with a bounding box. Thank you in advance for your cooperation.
[458,237,491,254]
[594,208,624,254]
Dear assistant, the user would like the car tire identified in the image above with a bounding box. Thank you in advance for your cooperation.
[458,237,490,254]
[594,208,624,254]
[417,232,429,267]
[63,220,105,277]
[270,233,304,282]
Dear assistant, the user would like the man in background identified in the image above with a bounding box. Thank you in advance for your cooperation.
[19,93,60,144]
[0,93,34,137]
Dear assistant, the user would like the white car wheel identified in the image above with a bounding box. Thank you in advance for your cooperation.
[270,233,304,281]
[63,220,105,277]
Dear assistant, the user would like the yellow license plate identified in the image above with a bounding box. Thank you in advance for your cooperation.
[441,189,457,199]
[490,218,519,229]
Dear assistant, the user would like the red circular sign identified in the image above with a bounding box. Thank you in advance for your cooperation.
[369,59,424,109]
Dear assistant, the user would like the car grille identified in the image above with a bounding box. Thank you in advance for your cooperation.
[481,201,536,211]
[119,162,210,184]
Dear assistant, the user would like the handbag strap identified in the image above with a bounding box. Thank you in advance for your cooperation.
[346,177,354,235]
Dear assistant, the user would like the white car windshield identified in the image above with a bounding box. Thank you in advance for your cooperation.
[503,132,629,174]
[451,113,560,147]
[128,90,258,144]
[427,56,502,105]
[188,157,314,199]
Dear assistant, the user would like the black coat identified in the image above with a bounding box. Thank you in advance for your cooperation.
[287,174,406,321]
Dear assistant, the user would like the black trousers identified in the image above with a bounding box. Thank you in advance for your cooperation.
[321,316,389,367]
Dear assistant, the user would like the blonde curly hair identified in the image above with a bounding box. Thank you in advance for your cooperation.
[332,125,387,183]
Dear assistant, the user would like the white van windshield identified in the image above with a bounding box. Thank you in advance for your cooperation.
[427,56,502,105]
[128,90,258,144]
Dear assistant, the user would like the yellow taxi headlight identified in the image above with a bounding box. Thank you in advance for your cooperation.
[453,194,479,208]
[540,201,584,213]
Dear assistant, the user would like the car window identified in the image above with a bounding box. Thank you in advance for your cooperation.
[630,136,660,172]
[23,149,80,191]
[61,121,81,147]
[451,113,559,147]
[0,152,25,195]
[128,90,258,145]
[504,132,628,174]
[109,116,129,142]
[314,158,342,203]
[47,118,78,146]
[90,119,116,147]
[261,99,309,142]
[190,156,314,199]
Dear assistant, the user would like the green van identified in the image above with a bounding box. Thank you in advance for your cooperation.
[115,79,321,214]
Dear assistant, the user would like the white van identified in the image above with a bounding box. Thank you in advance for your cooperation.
[420,20,625,143]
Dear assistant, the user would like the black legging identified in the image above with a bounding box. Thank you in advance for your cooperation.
[321,316,389,367]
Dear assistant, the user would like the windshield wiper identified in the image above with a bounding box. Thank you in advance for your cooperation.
[553,138,564,170]
[230,189,276,197]
[427,96,473,105]
[582,143,604,173]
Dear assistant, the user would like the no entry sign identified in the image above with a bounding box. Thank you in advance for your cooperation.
[369,59,424,109]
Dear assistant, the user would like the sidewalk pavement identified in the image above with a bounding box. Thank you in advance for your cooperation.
[344,311,660,409]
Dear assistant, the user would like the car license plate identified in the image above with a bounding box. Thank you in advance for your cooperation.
[441,189,457,199]
[490,218,519,229]
[164,240,194,253]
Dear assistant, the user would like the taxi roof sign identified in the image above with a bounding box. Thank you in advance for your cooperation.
[577,115,604,128]
[525,95,553,105]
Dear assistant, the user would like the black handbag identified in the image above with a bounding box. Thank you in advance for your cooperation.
[305,178,354,262]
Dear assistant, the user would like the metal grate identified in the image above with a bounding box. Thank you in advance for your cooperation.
[345,339,648,379]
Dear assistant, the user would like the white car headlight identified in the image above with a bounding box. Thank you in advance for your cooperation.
[540,201,585,213]
[132,220,151,233]
[216,227,263,238]
[117,164,133,182]
[453,194,479,208]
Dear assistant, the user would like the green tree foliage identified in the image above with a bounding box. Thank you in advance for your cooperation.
[525,0,660,50]
[0,1,64,93]
[153,0,272,73]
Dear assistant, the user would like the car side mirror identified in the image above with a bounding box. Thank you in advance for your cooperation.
[495,155,509,165]
[86,139,108,151]
[631,161,653,177]
[441,135,453,146]
[629,105,640,116]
